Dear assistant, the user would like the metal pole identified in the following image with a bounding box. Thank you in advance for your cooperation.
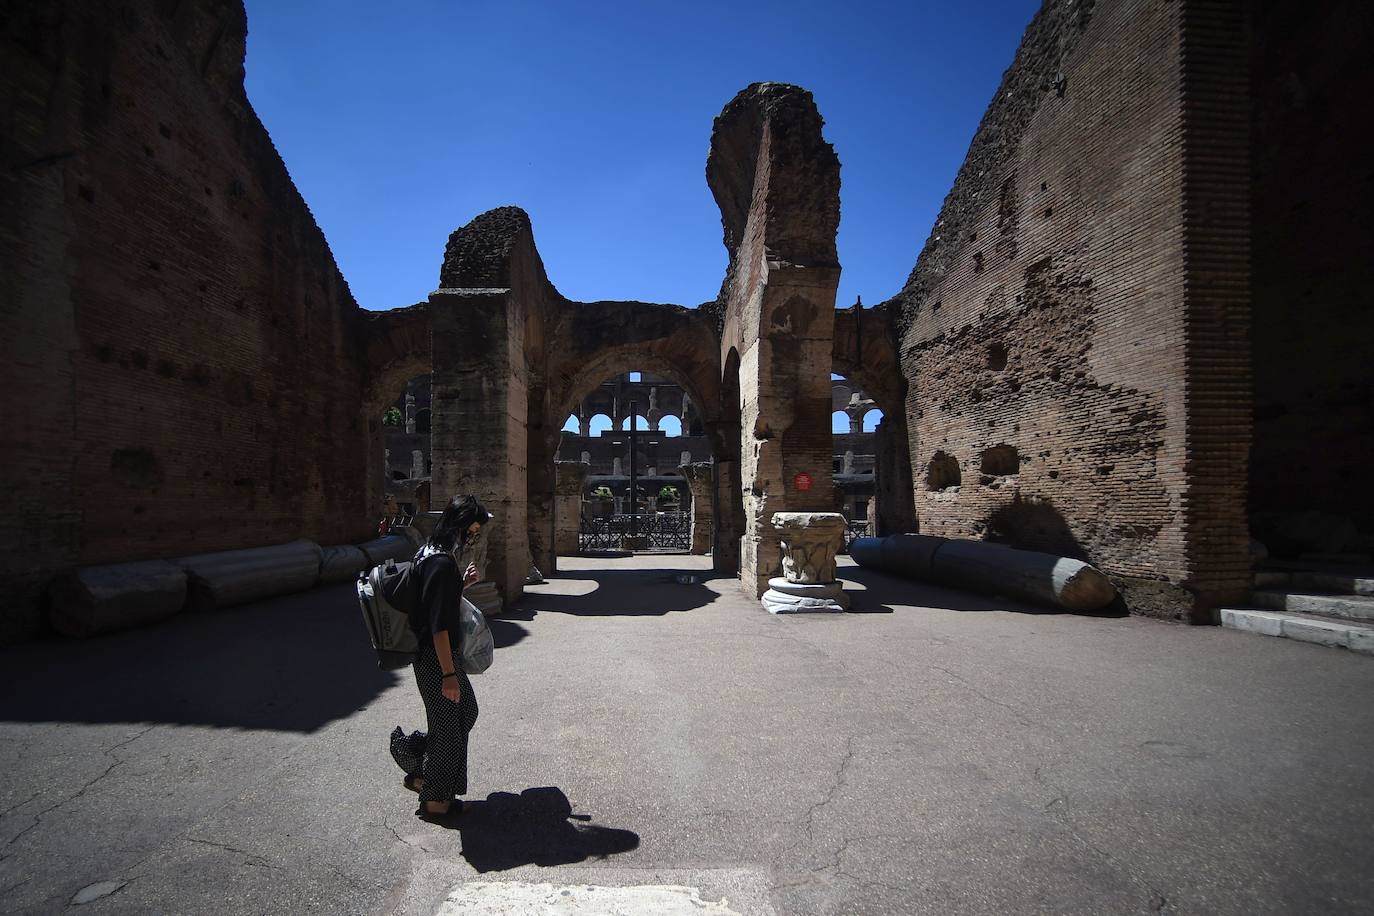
[628,400,638,536]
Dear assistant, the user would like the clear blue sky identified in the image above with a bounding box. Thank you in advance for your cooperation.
[243,0,1040,316]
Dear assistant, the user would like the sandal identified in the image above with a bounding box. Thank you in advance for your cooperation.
[403,774,424,793]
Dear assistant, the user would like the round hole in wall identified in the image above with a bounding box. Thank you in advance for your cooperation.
[988,342,1008,370]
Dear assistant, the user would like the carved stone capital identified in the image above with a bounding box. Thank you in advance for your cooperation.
[770,511,846,584]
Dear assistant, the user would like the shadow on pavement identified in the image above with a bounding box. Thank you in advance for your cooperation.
[837,563,1127,617]
[446,787,639,872]
[0,583,398,730]
[514,567,721,618]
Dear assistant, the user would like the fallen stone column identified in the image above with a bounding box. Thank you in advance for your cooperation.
[48,560,188,638]
[762,512,849,613]
[358,535,417,566]
[849,534,1117,612]
[318,544,371,585]
[175,539,324,612]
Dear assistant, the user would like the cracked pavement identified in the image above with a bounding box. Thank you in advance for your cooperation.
[1,554,1373,914]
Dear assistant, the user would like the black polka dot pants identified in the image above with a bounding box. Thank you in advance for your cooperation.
[412,643,479,804]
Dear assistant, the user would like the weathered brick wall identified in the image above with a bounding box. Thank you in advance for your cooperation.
[1248,0,1374,536]
[1,1,371,641]
[888,0,1252,619]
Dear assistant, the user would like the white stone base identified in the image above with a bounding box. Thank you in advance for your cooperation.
[762,578,849,614]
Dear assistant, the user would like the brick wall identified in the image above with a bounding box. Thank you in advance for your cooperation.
[888,0,1252,619]
[0,1,371,642]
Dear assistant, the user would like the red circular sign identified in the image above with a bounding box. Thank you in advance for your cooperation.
[793,472,813,492]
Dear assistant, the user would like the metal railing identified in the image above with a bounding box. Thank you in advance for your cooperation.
[580,513,691,553]
[840,519,873,553]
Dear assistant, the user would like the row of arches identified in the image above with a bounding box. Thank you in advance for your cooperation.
[832,410,884,434]
[561,414,688,436]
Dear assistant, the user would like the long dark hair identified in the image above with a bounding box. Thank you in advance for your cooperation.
[428,494,491,553]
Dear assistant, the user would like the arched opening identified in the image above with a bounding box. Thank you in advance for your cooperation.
[830,373,879,541]
[587,413,613,437]
[926,451,961,491]
[379,373,431,518]
[553,367,718,560]
[716,347,746,575]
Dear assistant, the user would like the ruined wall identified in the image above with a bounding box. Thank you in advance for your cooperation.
[707,84,842,596]
[0,0,371,642]
[1248,0,1374,543]
[888,0,1251,620]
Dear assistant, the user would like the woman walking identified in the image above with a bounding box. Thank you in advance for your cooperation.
[405,494,490,822]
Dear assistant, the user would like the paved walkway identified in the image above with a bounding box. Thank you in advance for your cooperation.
[2,555,1372,915]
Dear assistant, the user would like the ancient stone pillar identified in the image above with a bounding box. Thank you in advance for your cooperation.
[679,462,715,555]
[526,399,557,577]
[462,527,503,618]
[706,83,842,597]
[405,392,417,434]
[411,449,425,480]
[554,460,590,556]
[430,288,529,603]
[761,512,848,613]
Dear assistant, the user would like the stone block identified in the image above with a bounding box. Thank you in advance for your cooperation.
[465,580,503,618]
[1348,627,1374,657]
[48,561,188,638]
[1279,617,1350,649]
[1219,608,1284,637]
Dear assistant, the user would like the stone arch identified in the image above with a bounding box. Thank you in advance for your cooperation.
[832,303,915,535]
[525,303,727,574]
[358,304,431,526]
[713,346,746,575]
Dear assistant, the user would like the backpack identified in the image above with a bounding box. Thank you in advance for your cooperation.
[357,557,424,670]
[357,551,495,674]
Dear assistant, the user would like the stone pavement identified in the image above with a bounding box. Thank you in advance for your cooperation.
[2,554,1373,915]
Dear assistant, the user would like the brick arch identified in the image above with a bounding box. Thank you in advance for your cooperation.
[550,349,724,461]
[544,302,723,458]
[359,304,431,417]
[358,304,432,524]
[831,302,903,418]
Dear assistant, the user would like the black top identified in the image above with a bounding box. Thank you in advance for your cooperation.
[411,552,463,640]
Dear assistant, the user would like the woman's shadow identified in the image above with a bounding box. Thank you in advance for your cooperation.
[443,786,639,873]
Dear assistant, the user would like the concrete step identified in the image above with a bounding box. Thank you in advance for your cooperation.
[1251,588,1374,620]
[1220,608,1374,656]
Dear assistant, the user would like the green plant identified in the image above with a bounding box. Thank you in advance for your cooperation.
[382,406,403,427]
[591,486,614,499]
[658,486,680,502]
